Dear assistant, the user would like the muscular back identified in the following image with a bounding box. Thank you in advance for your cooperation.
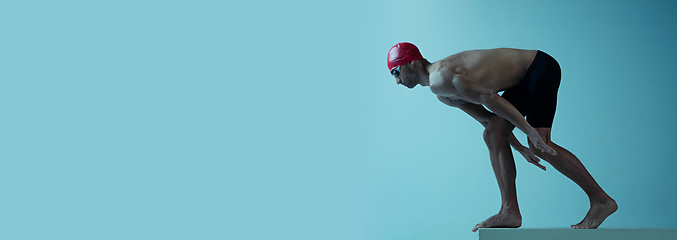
[434,48,538,91]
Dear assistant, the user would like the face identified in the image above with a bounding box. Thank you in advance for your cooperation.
[391,62,417,89]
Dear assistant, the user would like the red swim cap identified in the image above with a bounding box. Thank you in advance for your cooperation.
[387,42,424,71]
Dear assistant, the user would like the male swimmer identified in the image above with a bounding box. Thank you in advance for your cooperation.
[386,42,617,232]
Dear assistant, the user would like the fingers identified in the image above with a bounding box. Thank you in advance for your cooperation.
[527,156,545,170]
[532,161,546,171]
[527,155,546,170]
[518,150,546,171]
[527,132,558,156]
[545,144,557,155]
[537,141,557,156]
[472,224,480,232]
[528,154,540,163]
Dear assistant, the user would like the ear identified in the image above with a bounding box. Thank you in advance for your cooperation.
[408,60,419,69]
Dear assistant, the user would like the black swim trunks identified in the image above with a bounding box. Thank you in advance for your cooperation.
[501,51,562,128]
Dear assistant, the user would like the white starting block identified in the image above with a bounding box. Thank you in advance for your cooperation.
[478,228,677,240]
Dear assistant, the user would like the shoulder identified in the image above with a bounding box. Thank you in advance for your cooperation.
[429,62,467,96]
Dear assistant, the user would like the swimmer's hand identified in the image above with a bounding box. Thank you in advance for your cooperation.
[508,134,546,171]
[527,128,557,156]
[516,147,546,171]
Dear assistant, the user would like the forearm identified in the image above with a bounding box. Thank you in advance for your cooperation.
[456,102,527,151]
[508,132,526,151]
[480,92,535,136]
[482,93,556,155]
[439,75,556,155]
[457,103,493,127]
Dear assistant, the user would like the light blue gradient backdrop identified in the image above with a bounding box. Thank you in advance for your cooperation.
[1,1,675,240]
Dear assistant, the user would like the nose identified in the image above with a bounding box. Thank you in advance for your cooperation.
[396,78,402,85]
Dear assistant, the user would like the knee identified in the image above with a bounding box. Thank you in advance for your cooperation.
[483,128,508,144]
[483,118,510,145]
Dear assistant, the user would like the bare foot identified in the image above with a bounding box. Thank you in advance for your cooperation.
[571,197,618,229]
[472,212,522,232]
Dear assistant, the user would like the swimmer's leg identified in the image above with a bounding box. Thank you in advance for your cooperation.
[528,127,618,229]
[472,115,522,232]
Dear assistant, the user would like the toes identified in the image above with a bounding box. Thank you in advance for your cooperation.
[473,222,488,232]
[572,220,600,229]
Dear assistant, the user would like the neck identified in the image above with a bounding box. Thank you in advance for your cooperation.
[418,60,432,86]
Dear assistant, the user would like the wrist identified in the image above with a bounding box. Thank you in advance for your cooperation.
[526,127,539,137]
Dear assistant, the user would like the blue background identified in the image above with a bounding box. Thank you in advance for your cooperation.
[2,0,676,239]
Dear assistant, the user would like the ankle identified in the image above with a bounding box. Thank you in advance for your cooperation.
[500,205,521,216]
[589,194,613,204]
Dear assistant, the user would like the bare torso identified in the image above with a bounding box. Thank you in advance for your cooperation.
[431,48,538,91]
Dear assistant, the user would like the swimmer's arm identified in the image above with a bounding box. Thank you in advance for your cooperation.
[437,96,492,125]
[437,97,533,151]
[437,96,547,170]
[431,74,556,156]
[430,75,531,132]
[437,96,525,147]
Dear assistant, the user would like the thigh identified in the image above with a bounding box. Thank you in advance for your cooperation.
[501,87,529,117]
[527,54,562,128]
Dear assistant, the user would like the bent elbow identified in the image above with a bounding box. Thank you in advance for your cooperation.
[479,91,500,105]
